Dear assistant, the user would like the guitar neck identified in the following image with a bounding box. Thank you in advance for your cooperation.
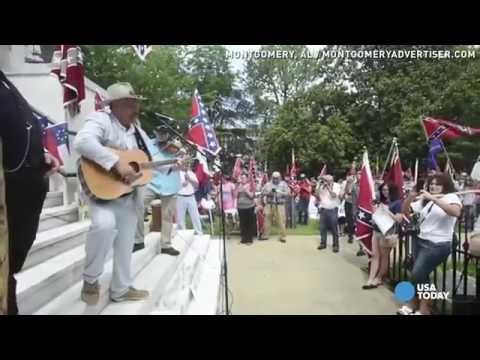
[140,159,178,170]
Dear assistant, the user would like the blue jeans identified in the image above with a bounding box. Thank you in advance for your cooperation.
[298,197,310,225]
[411,238,451,286]
[319,208,339,248]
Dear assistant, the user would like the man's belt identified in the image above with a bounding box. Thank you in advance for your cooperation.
[178,193,194,197]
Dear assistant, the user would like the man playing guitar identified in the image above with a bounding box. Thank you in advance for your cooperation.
[74,82,150,305]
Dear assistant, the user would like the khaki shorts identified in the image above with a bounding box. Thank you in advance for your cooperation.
[374,231,398,248]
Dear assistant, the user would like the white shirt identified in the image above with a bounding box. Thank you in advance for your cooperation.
[74,111,148,171]
[411,193,462,243]
[317,182,341,209]
[178,170,198,196]
[462,192,476,206]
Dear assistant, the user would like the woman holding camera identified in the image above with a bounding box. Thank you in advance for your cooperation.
[363,183,403,289]
[398,173,462,315]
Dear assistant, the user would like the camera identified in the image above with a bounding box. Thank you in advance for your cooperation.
[271,188,276,193]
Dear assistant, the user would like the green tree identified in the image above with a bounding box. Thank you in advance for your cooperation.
[243,45,325,127]
[82,45,193,134]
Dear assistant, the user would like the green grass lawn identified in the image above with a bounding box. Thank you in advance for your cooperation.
[204,216,321,237]
[285,220,320,236]
[444,259,478,277]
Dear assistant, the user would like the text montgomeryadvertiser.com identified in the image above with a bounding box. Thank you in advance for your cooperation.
[226,49,476,60]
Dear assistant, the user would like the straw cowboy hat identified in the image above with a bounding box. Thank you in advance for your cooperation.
[102,82,146,105]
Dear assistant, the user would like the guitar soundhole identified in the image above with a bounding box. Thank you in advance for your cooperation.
[129,162,140,173]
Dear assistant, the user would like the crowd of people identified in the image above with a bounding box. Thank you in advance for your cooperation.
[4,78,480,315]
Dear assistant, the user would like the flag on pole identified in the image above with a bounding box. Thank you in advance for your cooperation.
[427,138,444,171]
[132,45,152,61]
[43,122,69,166]
[186,90,221,156]
[50,45,85,114]
[383,142,405,198]
[422,117,480,141]
[355,150,375,255]
[290,148,298,179]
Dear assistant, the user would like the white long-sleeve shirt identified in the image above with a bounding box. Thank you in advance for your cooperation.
[317,182,341,209]
[178,170,199,196]
[74,111,150,171]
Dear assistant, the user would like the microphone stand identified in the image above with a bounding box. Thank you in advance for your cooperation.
[155,113,230,315]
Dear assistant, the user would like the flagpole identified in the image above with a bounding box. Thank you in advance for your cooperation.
[414,158,419,186]
[420,115,429,142]
[440,141,456,180]
[381,137,396,179]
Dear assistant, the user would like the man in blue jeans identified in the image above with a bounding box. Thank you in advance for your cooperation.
[316,175,342,253]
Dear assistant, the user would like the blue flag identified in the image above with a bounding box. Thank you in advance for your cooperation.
[427,138,444,170]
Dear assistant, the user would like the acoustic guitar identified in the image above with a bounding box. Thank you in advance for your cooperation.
[78,148,179,200]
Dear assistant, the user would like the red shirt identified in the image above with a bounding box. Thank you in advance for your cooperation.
[298,180,312,199]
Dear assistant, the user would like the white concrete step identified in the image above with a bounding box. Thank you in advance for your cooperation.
[34,230,195,315]
[44,191,63,209]
[23,220,91,270]
[17,242,86,315]
[38,204,79,232]
[100,232,200,315]
[154,235,212,314]
[186,238,223,315]
[185,235,213,297]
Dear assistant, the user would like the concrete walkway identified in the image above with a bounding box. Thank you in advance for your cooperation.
[226,234,400,315]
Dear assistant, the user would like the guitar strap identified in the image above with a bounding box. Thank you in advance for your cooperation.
[134,126,152,161]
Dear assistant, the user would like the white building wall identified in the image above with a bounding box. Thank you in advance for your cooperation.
[2,45,108,201]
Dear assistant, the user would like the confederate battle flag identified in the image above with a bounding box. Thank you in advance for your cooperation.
[422,117,480,141]
[50,45,85,114]
[355,150,375,255]
[186,90,221,156]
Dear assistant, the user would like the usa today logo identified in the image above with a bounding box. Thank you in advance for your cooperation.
[394,281,450,302]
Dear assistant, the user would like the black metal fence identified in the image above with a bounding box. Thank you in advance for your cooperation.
[387,208,480,314]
